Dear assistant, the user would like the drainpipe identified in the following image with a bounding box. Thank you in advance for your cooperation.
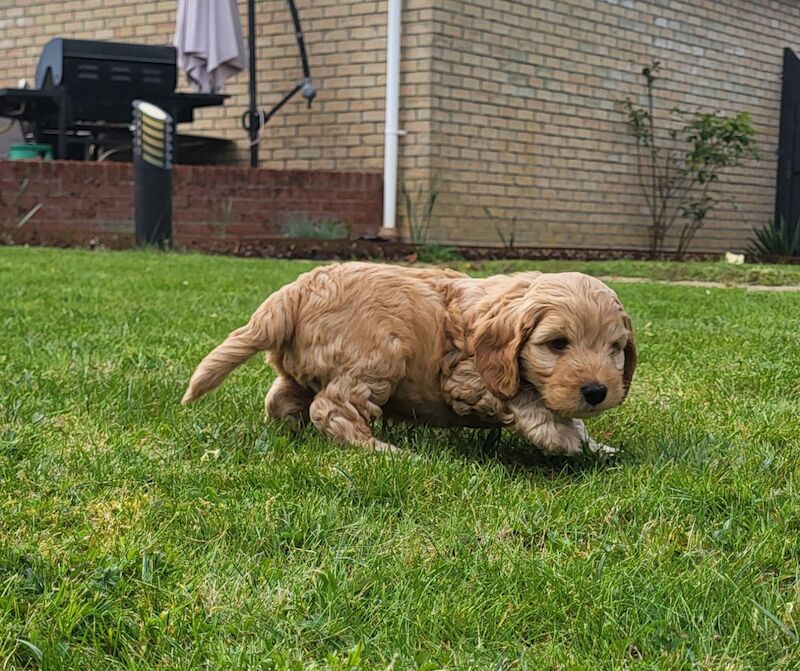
[380,0,402,239]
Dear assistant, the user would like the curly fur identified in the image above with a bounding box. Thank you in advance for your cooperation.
[182,262,636,455]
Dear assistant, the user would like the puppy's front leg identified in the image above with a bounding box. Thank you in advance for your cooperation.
[511,402,584,456]
[572,419,617,458]
[508,392,615,457]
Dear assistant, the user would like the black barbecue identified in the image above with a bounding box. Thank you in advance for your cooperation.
[0,38,226,160]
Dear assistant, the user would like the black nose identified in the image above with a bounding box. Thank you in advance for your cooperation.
[581,383,607,406]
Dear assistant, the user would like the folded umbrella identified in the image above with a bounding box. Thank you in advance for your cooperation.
[174,0,245,94]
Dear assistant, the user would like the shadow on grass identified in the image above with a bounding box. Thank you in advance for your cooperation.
[377,421,620,476]
[178,411,628,477]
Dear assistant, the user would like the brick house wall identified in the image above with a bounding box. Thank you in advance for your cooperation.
[426,0,800,252]
[1,0,799,253]
[0,159,382,246]
[0,0,402,174]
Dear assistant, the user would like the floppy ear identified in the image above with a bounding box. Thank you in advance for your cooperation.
[472,285,541,400]
[621,313,637,401]
[601,282,637,402]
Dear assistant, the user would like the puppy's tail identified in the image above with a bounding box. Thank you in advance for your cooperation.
[181,287,297,404]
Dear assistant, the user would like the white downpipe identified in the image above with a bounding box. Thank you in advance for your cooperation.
[382,0,402,233]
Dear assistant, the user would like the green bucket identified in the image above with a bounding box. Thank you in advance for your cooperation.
[9,143,53,160]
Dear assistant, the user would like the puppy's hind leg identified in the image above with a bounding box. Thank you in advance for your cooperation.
[309,380,399,453]
[265,375,314,428]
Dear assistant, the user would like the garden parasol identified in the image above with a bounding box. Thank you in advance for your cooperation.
[175,0,315,168]
[243,0,316,167]
[174,0,246,94]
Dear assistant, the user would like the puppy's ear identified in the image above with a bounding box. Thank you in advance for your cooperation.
[600,282,637,402]
[473,284,542,400]
[621,313,637,401]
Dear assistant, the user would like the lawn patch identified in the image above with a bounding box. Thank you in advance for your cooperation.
[2,248,800,669]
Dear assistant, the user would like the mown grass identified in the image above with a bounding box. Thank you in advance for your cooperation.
[459,258,800,286]
[2,247,800,670]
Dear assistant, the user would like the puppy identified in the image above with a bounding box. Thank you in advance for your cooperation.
[182,262,636,456]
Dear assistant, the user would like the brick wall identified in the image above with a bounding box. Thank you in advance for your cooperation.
[0,0,432,174]
[0,159,382,246]
[1,0,799,253]
[426,2,538,247]
[425,0,800,252]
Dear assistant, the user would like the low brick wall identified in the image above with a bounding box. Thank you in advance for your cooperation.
[0,160,383,247]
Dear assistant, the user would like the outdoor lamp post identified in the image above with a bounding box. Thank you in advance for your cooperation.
[132,99,174,248]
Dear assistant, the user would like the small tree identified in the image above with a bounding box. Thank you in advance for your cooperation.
[620,62,758,258]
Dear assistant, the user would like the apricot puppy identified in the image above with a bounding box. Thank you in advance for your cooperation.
[182,263,636,455]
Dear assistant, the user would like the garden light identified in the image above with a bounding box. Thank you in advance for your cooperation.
[132,99,173,247]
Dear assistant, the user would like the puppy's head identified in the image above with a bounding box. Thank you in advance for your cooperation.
[473,272,636,418]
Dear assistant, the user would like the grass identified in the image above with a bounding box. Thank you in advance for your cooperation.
[457,258,800,286]
[2,247,800,670]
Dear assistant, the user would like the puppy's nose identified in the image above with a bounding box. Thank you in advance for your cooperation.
[581,383,607,406]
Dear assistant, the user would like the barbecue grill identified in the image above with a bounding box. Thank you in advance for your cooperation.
[0,38,227,160]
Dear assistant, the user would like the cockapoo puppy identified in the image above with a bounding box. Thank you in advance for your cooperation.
[182,262,636,456]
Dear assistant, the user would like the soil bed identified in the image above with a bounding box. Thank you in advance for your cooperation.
[6,230,790,264]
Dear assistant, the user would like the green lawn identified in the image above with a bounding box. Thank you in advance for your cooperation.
[460,258,800,286]
[2,247,800,670]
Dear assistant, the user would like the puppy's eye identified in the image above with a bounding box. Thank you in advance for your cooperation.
[549,337,568,352]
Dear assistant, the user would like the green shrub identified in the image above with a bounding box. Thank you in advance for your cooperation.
[619,61,758,258]
[748,217,800,260]
[283,217,349,240]
[401,178,439,245]
[417,244,463,263]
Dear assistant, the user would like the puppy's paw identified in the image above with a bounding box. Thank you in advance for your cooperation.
[586,440,618,458]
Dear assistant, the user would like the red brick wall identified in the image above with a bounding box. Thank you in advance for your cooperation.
[0,160,383,247]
